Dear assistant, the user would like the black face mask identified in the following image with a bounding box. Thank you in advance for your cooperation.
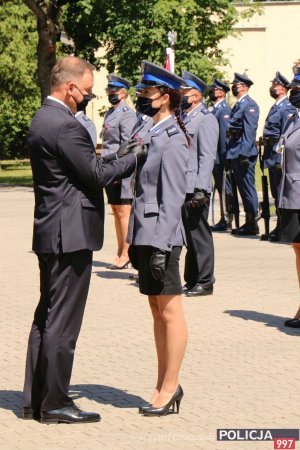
[76,93,95,112]
[180,95,193,111]
[136,96,161,117]
[269,87,279,100]
[108,93,120,105]
[208,91,218,102]
[231,86,239,97]
[289,90,300,109]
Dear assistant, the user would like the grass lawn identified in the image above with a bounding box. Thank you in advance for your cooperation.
[0,160,32,186]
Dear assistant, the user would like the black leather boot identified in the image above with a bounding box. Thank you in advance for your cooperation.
[236,213,259,236]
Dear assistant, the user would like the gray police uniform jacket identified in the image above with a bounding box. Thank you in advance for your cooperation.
[75,111,97,148]
[101,100,137,198]
[131,114,154,140]
[127,116,189,251]
[278,114,300,209]
[183,104,219,194]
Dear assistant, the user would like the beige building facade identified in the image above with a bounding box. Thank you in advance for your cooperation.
[220,1,300,135]
[87,1,300,143]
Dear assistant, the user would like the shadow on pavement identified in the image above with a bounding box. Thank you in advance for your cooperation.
[92,260,112,268]
[224,310,300,336]
[70,384,145,408]
[94,270,134,280]
[0,384,145,418]
[0,390,22,418]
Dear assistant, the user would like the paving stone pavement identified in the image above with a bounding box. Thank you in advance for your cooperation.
[1,186,300,450]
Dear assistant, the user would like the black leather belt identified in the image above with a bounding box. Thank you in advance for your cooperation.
[262,136,279,146]
[227,128,243,139]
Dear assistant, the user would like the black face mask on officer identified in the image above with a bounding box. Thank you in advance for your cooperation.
[289,90,300,109]
[180,95,194,112]
[231,85,239,97]
[108,93,120,105]
[136,95,162,117]
[269,87,279,100]
[208,90,218,102]
[74,86,95,112]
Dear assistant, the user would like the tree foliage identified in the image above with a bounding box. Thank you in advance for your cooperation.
[63,0,258,84]
[0,0,40,159]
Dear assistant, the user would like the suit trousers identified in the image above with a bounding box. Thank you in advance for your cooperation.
[230,156,258,215]
[182,195,215,288]
[268,165,282,207]
[23,249,93,412]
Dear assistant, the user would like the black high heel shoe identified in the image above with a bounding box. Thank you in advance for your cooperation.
[141,385,184,417]
[109,260,131,270]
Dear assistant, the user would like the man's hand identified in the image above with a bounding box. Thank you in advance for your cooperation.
[239,155,250,170]
[150,248,168,281]
[191,189,207,208]
[116,139,148,162]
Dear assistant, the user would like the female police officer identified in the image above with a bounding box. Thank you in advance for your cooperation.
[277,62,300,328]
[127,61,189,416]
[101,74,137,269]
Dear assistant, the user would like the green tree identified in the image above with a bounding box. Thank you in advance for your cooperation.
[0,0,40,159]
[64,0,258,84]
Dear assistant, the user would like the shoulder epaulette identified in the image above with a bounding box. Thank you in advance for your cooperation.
[201,108,210,115]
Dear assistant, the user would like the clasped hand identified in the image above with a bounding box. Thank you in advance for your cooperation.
[191,189,207,208]
[116,138,148,162]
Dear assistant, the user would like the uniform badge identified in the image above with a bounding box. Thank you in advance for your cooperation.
[104,123,111,129]
[166,125,179,137]
[153,127,161,135]
[82,115,90,122]
[192,111,198,117]
[123,106,129,112]
[249,108,256,113]
[224,114,230,119]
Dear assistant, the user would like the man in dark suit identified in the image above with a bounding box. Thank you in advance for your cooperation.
[22,56,138,424]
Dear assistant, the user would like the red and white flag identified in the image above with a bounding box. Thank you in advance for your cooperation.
[164,47,175,73]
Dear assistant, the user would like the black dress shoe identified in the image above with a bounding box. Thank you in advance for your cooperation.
[268,228,279,242]
[142,385,184,417]
[182,283,194,293]
[211,219,230,232]
[185,284,213,297]
[41,404,101,424]
[284,318,300,328]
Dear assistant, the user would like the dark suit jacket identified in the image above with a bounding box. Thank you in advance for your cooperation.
[28,98,136,254]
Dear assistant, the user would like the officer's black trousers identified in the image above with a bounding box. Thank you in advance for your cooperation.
[182,195,215,289]
[23,249,92,412]
[268,165,282,207]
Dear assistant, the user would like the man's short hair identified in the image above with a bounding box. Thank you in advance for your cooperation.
[51,56,95,87]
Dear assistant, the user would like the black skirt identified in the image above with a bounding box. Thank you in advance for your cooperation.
[279,209,300,243]
[135,245,182,296]
[105,182,132,205]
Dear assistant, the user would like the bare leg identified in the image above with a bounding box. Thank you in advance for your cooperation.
[148,295,166,404]
[114,204,131,264]
[152,294,188,408]
[111,205,122,265]
[291,243,300,319]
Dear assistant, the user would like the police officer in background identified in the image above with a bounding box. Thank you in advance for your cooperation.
[180,71,219,297]
[261,71,297,241]
[226,73,260,236]
[101,74,137,269]
[208,79,232,232]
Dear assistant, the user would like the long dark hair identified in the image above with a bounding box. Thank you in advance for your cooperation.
[158,86,190,145]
